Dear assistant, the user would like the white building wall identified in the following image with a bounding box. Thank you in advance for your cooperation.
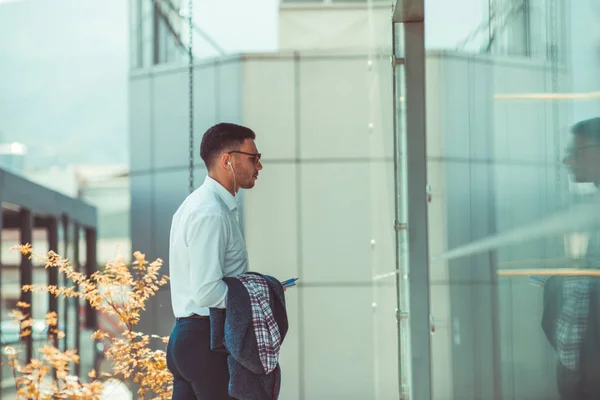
[278,4,393,53]
[241,52,396,399]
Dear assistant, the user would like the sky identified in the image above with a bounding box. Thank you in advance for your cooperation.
[0,0,279,171]
[0,0,129,169]
[0,0,492,171]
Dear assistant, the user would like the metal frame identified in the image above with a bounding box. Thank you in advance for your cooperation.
[47,216,59,348]
[280,2,393,10]
[85,229,98,330]
[393,0,424,23]
[19,209,33,362]
[0,169,96,229]
[61,214,70,353]
[393,1,432,399]
[0,202,2,386]
[73,222,82,377]
[0,167,97,381]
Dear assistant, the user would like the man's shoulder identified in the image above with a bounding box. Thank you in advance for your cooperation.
[178,190,229,219]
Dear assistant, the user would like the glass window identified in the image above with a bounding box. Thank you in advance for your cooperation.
[416,0,600,398]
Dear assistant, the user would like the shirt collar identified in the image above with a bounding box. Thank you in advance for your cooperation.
[204,176,238,212]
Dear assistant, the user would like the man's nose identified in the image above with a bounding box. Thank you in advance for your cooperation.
[257,160,263,170]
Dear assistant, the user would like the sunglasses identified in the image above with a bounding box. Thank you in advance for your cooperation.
[228,151,262,165]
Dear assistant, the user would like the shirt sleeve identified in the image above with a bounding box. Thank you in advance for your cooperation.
[186,212,229,309]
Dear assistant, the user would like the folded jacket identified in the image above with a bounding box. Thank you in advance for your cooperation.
[210,273,288,400]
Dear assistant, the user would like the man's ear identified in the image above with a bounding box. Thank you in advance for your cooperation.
[219,153,232,170]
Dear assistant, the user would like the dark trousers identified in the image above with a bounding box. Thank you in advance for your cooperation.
[557,362,600,400]
[167,318,234,400]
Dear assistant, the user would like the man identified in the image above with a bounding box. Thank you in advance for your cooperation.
[543,117,600,400]
[564,117,600,185]
[166,122,262,399]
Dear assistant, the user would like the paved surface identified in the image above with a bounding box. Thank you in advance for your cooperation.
[101,380,133,400]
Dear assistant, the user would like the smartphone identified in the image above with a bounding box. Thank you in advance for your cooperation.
[528,275,547,288]
[281,278,299,288]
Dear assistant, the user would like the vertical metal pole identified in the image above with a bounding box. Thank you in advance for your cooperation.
[20,209,33,362]
[391,20,404,400]
[73,223,81,377]
[85,228,97,330]
[523,0,532,57]
[294,51,306,400]
[404,19,432,400]
[47,217,59,347]
[136,0,144,68]
[62,215,70,352]
[0,205,3,386]
[152,0,160,65]
[85,227,98,376]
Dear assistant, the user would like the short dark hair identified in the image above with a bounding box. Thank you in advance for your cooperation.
[200,123,256,169]
[572,117,600,143]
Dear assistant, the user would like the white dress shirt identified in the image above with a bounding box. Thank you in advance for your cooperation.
[169,176,249,318]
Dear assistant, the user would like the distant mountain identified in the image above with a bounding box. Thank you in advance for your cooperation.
[0,0,128,170]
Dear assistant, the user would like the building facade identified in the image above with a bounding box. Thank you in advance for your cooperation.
[0,168,99,397]
[129,0,600,398]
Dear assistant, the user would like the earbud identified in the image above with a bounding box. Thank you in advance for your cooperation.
[227,161,236,195]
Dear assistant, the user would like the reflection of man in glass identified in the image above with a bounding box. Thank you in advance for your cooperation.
[543,117,600,400]
[563,118,600,184]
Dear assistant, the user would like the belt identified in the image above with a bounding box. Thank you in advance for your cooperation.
[176,314,209,321]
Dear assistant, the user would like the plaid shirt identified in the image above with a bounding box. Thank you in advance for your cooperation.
[556,232,600,371]
[237,274,282,374]
[556,275,592,370]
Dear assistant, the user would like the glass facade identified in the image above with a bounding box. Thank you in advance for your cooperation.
[416,0,600,399]
[0,206,97,397]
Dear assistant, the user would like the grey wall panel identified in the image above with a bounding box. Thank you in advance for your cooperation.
[302,287,375,399]
[492,64,548,164]
[300,162,373,283]
[470,163,499,399]
[500,281,557,400]
[438,57,471,160]
[445,161,479,399]
[569,1,600,124]
[135,281,174,347]
[243,163,299,279]
[468,58,494,160]
[152,71,191,170]
[217,60,243,125]
[192,63,218,170]
[298,58,373,160]
[494,166,559,400]
[372,282,402,399]
[277,288,301,400]
[494,163,549,237]
[242,59,296,160]
[129,77,152,173]
[130,174,152,259]
[374,54,395,160]
[152,289,174,338]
